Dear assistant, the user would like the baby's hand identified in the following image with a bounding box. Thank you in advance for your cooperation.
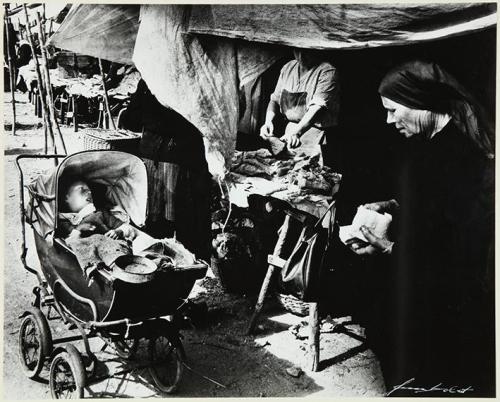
[77,223,97,235]
[67,229,82,240]
[105,229,123,240]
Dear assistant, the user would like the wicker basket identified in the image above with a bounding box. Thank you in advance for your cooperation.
[276,293,310,316]
[83,129,141,154]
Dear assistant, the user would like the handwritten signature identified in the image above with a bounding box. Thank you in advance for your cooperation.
[386,377,474,396]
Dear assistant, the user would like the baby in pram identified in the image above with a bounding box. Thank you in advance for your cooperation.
[58,180,137,241]
[58,180,196,280]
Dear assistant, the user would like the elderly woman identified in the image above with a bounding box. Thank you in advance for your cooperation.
[260,49,340,161]
[347,61,494,396]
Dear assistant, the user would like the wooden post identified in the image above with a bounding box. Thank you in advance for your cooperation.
[36,91,42,118]
[4,6,16,135]
[97,97,104,129]
[44,124,48,154]
[98,58,117,130]
[247,214,292,334]
[23,5,58,160]
[35,12,67,154]
[247,264,278,335]
[34,88,38,114]
[308,302,320,372]
[18,16,24,39]
[72,95,78,132]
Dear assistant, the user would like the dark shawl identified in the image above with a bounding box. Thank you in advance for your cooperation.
[378,60,494,159]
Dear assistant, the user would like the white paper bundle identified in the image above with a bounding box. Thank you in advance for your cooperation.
[339,206,392,244]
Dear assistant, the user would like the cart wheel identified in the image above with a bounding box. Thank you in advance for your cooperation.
[18,307,53,378]
[49,345,86,399]
[148,335,183,394]
[113,338,139,360]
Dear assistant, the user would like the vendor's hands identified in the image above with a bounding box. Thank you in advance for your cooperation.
[347,226,394,256]
[105,229,123,240]
[259,121,274,138]
[282,128,302,148]
[362,199,399,214]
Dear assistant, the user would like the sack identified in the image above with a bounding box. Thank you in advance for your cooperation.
[280,201,336,302]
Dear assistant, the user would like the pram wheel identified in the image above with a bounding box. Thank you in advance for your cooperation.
[148,335,183,394]
[112,338,139,360]
[18,307,53,379]
[49,344,86,399]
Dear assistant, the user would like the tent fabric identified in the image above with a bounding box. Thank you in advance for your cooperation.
[133,5,240,178]
[188,4,497,49]
[237,42,285,87]
[48,4,140,65]
[132,5,285,177]
[48,4,496,177]
[27,151,147,238]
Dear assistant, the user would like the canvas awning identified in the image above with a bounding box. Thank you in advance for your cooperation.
[48,4,140,65]
[188,4,497,49]
[48,3,496,178]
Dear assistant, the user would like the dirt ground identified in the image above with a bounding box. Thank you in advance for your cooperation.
[2,91,386,398]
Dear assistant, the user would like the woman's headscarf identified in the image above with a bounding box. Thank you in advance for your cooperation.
[379,60,494,158]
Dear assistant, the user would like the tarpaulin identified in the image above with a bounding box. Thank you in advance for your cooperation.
[132,5,285,177]
[188,4,497,49]
[132,5,240,178]
[48,4,140,65]
[47,3,496,176]
[27,151,147,238]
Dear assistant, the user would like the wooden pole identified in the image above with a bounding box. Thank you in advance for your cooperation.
[98,58,117,130]
[4,6,17,135]
[35,12,67,154]
[247,214,292,335]
[308,302,320,371]
[38,12,46,44]
[23,5,58,160]
[44,124,48,154]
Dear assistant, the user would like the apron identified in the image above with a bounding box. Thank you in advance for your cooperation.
[280,89,328,157]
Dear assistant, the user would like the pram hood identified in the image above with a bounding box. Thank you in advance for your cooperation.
[27,151,147,238]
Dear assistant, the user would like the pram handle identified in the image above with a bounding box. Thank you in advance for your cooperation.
[16,154,66,283]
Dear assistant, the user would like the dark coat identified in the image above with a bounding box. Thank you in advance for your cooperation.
[363,122,495,396]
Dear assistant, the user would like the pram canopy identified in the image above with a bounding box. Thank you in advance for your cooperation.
[27,151,147,238]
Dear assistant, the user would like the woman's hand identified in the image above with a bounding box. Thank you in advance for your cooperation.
[347,226,394,256]
[362,199,399,214]
[282,127,302,148]
[259,121,274,138]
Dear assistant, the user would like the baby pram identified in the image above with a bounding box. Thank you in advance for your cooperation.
[15,150,208,398]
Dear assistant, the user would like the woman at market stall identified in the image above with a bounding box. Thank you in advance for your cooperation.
[346,60,494,396]
[259,48,340,164]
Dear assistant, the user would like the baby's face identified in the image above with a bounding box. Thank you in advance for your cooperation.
[65,183,92,213]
